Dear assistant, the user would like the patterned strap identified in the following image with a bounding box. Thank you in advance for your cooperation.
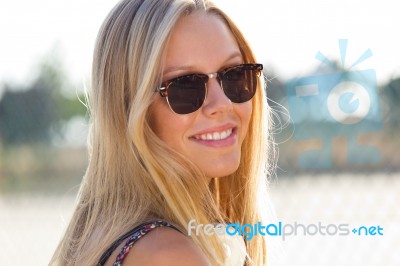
[97,220,183,266]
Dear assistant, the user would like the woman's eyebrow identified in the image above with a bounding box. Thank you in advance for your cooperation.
[162,51,242,76]
[223,51,243,64]
[163,65,196,76]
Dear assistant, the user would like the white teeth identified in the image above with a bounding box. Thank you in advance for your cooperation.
[220,131,227,139]
[193,128,233,141]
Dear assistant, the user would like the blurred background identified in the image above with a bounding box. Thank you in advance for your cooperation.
[0,0,399,265]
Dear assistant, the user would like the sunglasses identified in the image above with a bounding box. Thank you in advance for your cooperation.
[156,63,263,114]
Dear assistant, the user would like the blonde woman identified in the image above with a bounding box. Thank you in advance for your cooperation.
[51,0,274,265]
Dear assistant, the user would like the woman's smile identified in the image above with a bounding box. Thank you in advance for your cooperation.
[189,123,237,148]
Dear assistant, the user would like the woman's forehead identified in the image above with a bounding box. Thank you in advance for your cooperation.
[162,12,242,77]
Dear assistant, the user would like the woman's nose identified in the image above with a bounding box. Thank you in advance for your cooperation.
[201,77,233,116]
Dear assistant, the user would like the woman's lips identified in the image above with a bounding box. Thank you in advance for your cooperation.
[189,127,237,147]
[192,128,233,141]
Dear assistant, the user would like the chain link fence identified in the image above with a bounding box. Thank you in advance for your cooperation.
[0,55,399,265]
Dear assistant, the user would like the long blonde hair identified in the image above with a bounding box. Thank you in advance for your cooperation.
[51,0,273,265]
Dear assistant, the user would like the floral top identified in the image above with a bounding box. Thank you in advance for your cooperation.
[98,219,247,266]
[97,220,182,266]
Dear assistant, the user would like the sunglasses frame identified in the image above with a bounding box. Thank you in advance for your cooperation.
[156,63,263,114]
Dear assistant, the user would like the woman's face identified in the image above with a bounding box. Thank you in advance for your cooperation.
[150,12,252,178]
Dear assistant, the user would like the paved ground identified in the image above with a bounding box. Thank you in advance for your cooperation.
[268,173,400,266]
[0,173,399,265]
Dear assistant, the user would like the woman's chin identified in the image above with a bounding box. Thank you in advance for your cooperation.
[203,161,241,179]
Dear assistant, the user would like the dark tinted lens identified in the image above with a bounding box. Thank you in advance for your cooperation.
[222,65,259,103]
[167,74,206,114]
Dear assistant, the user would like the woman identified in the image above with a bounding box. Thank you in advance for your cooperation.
[51,0,274,265]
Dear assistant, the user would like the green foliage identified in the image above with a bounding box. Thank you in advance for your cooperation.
[0,52,87,146]
[0,83,55,144]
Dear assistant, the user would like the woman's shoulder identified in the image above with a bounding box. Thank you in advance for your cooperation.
[124,226,209,265]
[105,223,210,266]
